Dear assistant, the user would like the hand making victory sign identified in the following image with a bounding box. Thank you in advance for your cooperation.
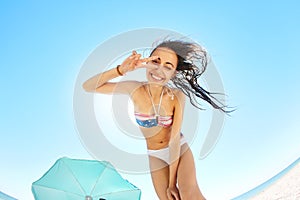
[117,50,159,75]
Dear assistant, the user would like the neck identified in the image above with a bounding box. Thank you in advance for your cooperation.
[148,83,164,97]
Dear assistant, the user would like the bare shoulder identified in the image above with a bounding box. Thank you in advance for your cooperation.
[171,88,186,102]
[127,81,147,98]
[169,88,186,115]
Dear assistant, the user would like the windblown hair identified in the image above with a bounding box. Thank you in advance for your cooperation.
[151,39,230,113]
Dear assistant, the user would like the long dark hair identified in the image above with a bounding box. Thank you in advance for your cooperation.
[151,39,231,113]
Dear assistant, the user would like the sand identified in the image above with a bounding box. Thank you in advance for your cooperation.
[250,162,300,200]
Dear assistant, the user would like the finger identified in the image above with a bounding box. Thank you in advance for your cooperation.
[129,53,139,59]
[167,192,173,200]
[148,55,159,60]
[133,56,154,68]
[172,192,180,200]
[128,55,141,68]
[166,189,172,200]
[132,54,141,66]
[168,192,178,200]
[139,56,159,63]
[134,54,141,60]
[134,56,159,68]
[128,54,141,64]
[135,63,158,70]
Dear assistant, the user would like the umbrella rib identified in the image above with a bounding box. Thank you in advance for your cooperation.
[90,161,110,195]
[62,159,87,195]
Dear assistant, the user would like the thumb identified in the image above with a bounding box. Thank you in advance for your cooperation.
[136,62,158,70]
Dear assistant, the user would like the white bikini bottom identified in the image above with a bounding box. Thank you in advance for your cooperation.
[147,135,187,165]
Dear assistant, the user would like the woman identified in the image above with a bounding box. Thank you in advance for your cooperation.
[83,40,228,200]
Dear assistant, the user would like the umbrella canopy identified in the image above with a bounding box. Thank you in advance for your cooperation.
[32,157,141,200]
[0,191,17,200]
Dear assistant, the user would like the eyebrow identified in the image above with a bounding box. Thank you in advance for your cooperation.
[154,57,175,68]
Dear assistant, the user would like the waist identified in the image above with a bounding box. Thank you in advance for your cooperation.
[146,133,184,150]
[147,133,187,151]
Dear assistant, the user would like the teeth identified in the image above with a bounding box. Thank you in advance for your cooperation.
[151,74,163,81]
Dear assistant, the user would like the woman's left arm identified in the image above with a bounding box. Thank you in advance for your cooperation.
[169,90,186,188]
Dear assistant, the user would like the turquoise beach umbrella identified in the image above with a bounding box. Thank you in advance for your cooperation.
[32,157,141,200]
[0,191,17,200]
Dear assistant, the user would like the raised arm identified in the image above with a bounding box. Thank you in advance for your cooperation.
[82,51,158,95]
[82,66,139,95]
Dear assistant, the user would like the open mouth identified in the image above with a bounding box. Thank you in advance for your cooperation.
[150,73,164,81]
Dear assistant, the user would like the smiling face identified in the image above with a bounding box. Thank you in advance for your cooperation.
[146,47,178,85]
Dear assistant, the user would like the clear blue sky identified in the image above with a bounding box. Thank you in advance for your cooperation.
[1,1,299,199]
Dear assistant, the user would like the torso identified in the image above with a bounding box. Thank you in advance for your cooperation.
[130,82,177,150]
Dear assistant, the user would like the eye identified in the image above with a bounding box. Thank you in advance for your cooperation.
[151,60,159,64]
[164,65,173,70]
